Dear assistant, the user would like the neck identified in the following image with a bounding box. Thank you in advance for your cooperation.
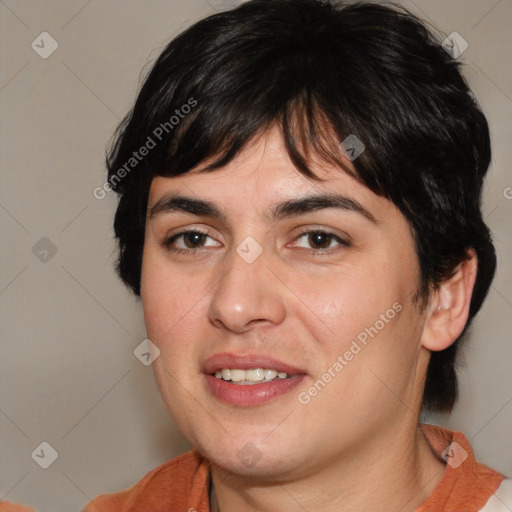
[209,423,446,512]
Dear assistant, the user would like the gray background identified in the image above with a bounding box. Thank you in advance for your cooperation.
[1,1,511,510]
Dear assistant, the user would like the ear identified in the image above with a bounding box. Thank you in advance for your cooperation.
[421,249,478,351]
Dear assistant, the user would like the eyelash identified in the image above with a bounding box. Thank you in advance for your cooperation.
[162,228,350,255]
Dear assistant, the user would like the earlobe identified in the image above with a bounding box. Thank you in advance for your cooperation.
[421,250,478,352]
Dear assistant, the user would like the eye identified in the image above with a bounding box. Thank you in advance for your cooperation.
[163,230,220,253]
[292,230,350,252]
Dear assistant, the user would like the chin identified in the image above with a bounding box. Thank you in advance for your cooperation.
[190,429,308,481]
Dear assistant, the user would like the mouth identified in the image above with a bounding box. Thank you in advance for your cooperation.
[202,353,307,406]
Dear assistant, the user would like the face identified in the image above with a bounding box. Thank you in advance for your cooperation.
[141,127,430,480]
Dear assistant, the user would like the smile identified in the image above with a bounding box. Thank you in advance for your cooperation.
[203,353,307,406]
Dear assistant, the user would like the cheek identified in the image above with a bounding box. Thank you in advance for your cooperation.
[290,257,420,397]
[288,266,398,349]
[141,251,207,356]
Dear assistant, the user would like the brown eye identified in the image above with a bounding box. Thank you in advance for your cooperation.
[308,232,333,249]
[163,230,220,252]
[182,232,207,248]
[294,230,349,251]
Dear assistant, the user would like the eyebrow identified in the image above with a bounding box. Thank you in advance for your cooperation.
[148,193,377,224]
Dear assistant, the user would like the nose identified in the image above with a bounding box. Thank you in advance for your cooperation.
[208,247,286,334]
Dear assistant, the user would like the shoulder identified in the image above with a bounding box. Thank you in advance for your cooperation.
[83,450,210,512]
[419,424,509,512]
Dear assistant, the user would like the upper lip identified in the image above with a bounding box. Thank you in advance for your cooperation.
[202,353,307,376]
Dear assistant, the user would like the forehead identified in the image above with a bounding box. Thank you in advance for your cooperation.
[147,127,393,222]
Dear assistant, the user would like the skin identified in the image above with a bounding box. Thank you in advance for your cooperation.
[141,125,477,512]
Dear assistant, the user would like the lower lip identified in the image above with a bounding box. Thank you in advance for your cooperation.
[204,374,306,406]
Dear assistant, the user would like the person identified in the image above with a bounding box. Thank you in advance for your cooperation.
[89,0,512,510]
[6,1,509,511]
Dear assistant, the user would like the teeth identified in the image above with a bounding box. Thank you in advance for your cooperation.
[264,369,277,380]
[214,368,290,383]
[230,369,246,382]
[245,368,265,381]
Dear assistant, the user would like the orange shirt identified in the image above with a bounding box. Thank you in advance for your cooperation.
[2,425,508,512]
